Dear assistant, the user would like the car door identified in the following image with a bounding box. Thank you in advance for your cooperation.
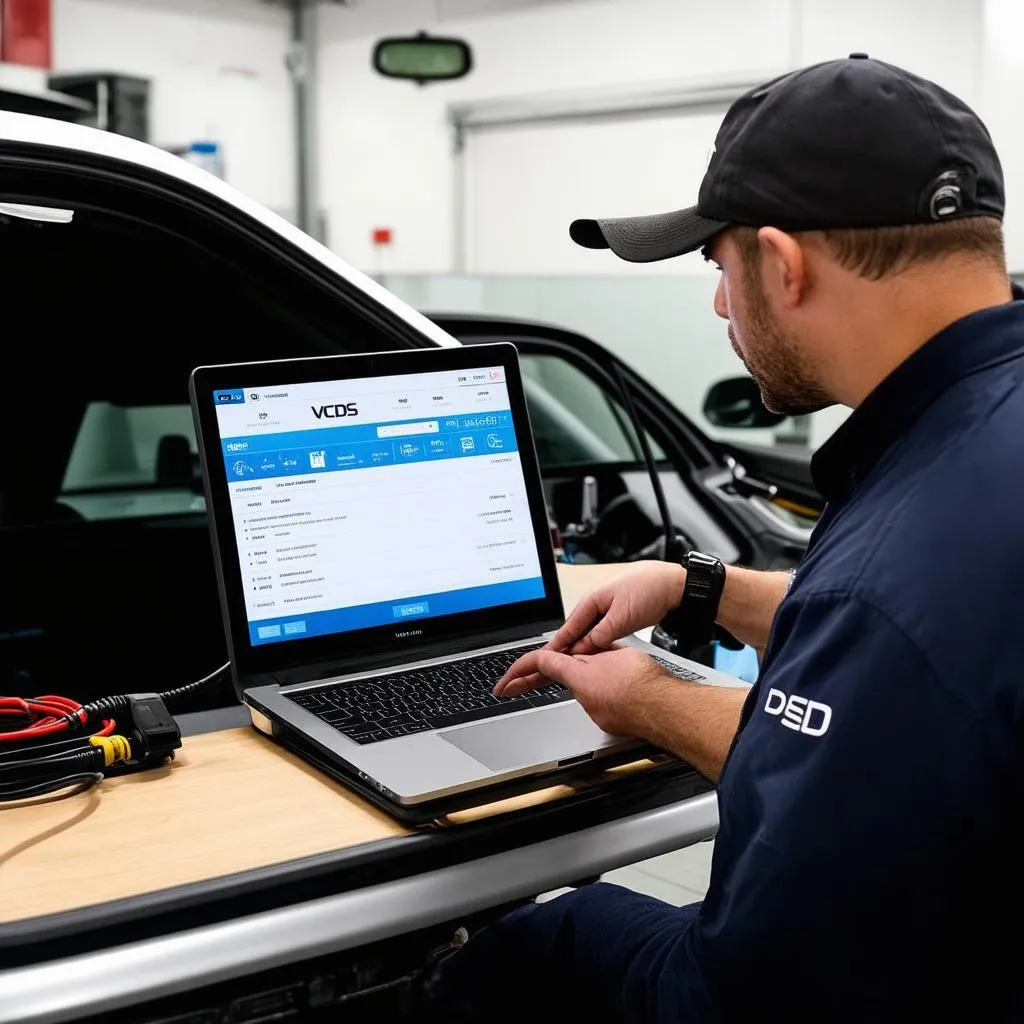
[431,315,817,574]
[0,116,455,707]
[717,437,821,518]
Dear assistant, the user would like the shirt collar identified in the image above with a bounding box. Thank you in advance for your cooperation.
[811,301,1024,503]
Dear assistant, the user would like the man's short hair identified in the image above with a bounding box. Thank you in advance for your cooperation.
[734,216,1006,280]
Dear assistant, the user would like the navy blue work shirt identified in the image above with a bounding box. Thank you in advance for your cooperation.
[686,302,1024,1019]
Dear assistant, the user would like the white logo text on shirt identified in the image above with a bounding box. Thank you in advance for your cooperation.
[764,688,832,737]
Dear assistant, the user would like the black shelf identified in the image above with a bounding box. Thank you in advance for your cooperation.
[0,83,94,121]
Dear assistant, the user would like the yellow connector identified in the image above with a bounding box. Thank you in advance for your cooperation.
[89,734,132,767]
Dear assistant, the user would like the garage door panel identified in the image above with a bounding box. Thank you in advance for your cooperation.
[464,110,725,275]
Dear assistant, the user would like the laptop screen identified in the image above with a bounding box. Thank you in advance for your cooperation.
[210,362,547,648]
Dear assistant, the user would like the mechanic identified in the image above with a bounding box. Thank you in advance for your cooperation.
[423,55,1024,1022]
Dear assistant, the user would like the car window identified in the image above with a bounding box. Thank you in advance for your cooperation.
[0,163,438,708]
[519,353,665,469]
[60,403,203,521]
[0,153,439,530]
[59,354,668,521]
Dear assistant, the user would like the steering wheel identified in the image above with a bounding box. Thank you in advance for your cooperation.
[587,492,693,563]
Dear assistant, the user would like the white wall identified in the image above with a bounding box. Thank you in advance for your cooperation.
[462,110,731,277]
[53,0,295,214]
[47,0,996,451]
[45,0,991,268]
[981,0,1024,272]
[318,0,787,274]
[317,0,985,276]
[317,0,986,448]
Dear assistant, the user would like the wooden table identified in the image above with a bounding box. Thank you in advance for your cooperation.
[1,563,640,926]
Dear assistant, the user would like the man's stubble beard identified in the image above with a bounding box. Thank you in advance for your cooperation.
[736,266,834,417]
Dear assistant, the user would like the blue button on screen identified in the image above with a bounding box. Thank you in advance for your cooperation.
[283,621,307,635]
[393,601,429,619]
[257,624,282,639]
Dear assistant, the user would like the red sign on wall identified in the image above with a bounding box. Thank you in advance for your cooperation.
[1,0,53,69]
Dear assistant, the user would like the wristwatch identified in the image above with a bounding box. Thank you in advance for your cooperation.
[667,551,727,657]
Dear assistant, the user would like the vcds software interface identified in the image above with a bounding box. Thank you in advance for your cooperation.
[212,365,546,646]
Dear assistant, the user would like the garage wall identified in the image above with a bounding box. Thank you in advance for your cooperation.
[52,0,295,214]
[461,110,729,277]
[981,0,1024,273]
[43,0,997,452]
[317,0,984,276]
[317,0,984,449]
[317,0,790,275]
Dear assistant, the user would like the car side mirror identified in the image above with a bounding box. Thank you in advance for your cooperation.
[703,377,787,429]
[372,32,473,85]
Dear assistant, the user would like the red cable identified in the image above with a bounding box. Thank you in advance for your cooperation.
[0,695,115,743]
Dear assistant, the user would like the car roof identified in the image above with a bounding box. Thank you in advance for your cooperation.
[0,111,458,351]
[425,311,597,346]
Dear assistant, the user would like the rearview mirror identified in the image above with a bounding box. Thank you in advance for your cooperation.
[372,32,473,85]
[703,377,787,429]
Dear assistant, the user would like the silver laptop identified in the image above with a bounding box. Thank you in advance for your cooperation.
[190,344,724,821]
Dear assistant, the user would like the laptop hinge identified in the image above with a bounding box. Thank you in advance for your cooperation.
[268,619,562,688]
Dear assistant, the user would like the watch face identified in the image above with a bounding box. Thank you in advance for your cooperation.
[687,551,721,570]
[686,552,725,580]
[685,552,726,599]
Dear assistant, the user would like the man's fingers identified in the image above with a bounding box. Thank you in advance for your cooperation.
[568,635,602,656]
[549,592,606,652]
[586,614,622,650]
[496,587,620,695]
[497,651,586,697]
[493,671,544,699]
[494,650,544,694]
[533,650,588,690]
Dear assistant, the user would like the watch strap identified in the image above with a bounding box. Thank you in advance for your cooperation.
[674,551,727,657]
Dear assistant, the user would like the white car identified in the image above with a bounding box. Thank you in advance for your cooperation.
[0,111,815,705]
[0,112,811,1024]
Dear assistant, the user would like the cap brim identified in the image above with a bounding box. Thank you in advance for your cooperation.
[570,206,729,263]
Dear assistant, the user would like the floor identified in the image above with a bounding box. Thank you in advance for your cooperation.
[593,625,715,906]
[603,838,714,905]
[539,839,714,906]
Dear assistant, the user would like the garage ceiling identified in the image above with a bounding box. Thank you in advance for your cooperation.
[316,0,598,39]
[434,0,591,18]
[81,0,594,26]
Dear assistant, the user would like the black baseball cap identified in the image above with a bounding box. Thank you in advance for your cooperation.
[570,54,1005,263]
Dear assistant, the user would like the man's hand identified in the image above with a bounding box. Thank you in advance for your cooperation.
[497,646,747,779]
[497,647,671,737]
[555,562,686,655]
[496,562,685,696]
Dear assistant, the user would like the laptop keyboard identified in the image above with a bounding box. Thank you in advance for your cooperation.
[289,646,706,746]
[289,644,570,745]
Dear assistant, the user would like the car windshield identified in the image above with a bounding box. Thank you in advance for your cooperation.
[0,181,416,706]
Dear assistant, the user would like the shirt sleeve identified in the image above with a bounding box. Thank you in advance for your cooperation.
[678,589,1007,1022]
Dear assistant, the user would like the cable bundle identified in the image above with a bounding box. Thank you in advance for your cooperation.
[0,694,123,801]
[0,694,115,744]
[0,663,228,803]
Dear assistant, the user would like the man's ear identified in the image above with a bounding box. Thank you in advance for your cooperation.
[757,227,807,308]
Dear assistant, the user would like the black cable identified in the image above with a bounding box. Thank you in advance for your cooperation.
[612,365,684,562]
[0,747,103,783]
[0,733,96,763]
[158,661,231,710]
[61,693,130,731]
[66,659,231,730]
[0,772,103,802]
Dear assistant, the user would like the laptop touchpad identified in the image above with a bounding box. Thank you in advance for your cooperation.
[440,704,605,773]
